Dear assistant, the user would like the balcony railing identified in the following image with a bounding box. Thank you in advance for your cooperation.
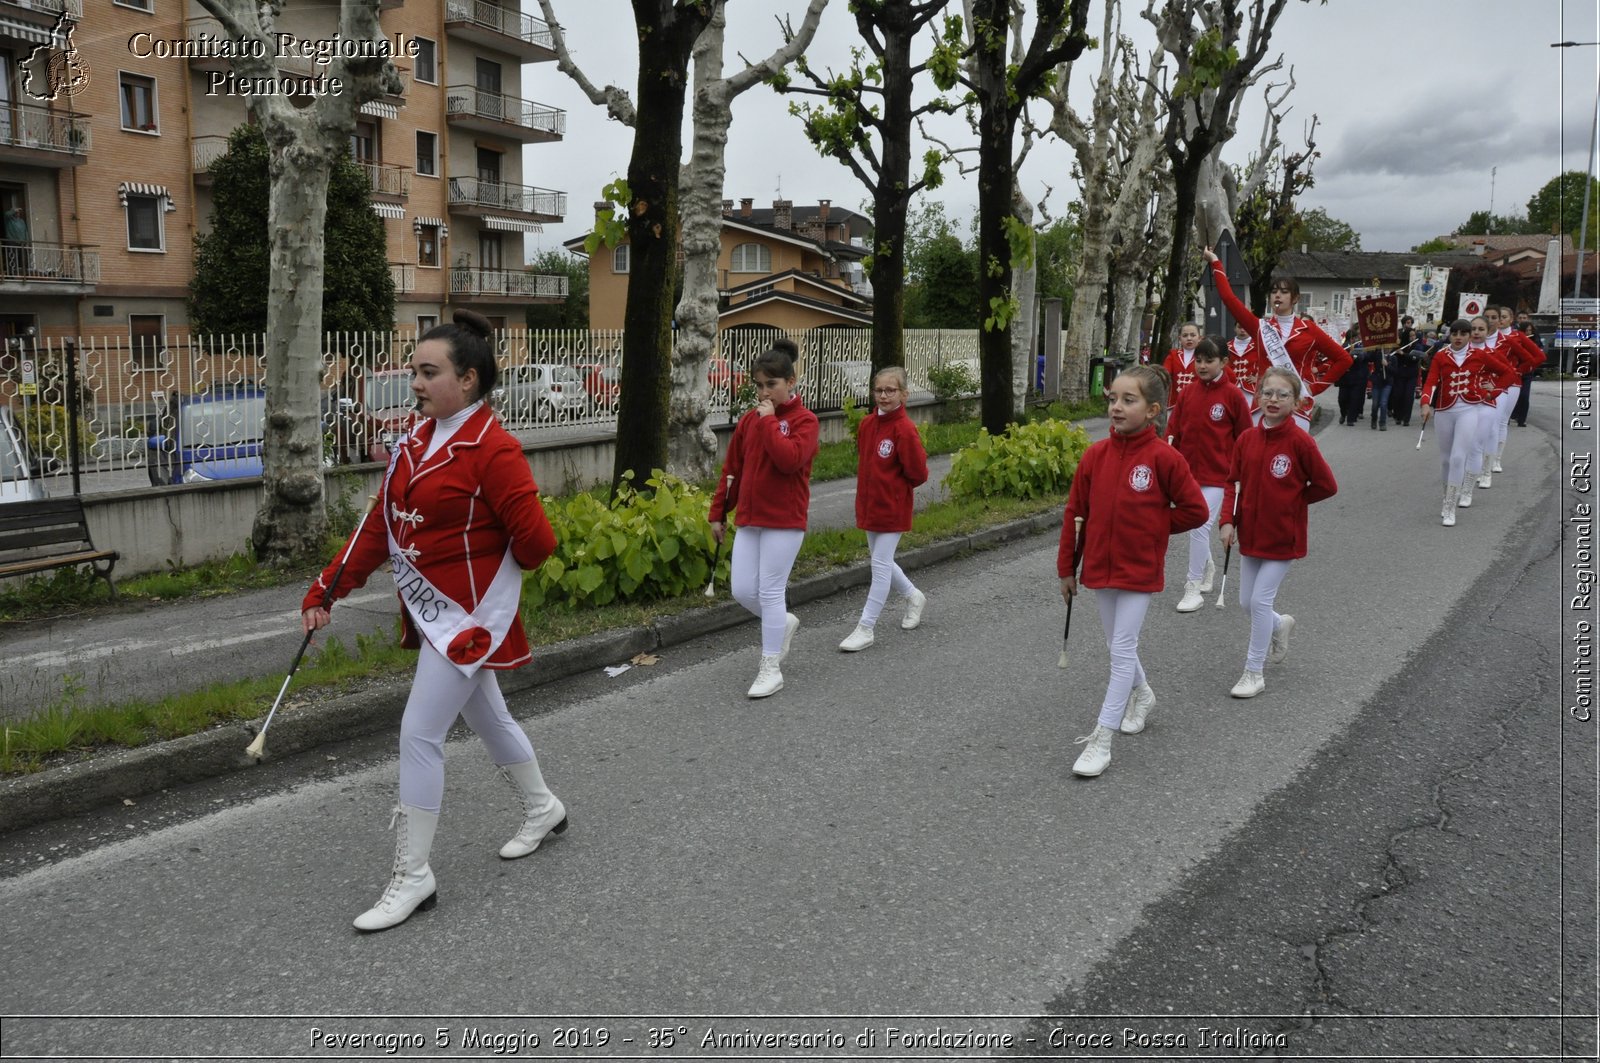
[447,178,564,217]
[444,86,564,137]
[1,242,100,285]
[389,262,416,293]
[448,268,568,298]
[443,0,553,49]
[192,134,229,173]
[0,103,91,155]
[362,161,411,198]
[2,0,83,16]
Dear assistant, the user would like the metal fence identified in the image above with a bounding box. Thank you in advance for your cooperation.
[0,328,979,490]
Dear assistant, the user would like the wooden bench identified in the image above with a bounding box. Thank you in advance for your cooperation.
[0,497,119,598]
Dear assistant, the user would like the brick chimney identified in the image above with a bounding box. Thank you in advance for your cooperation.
[740,198,754,219]
[773,199,792,231]
[818,199,831,223]
[721,198,734,216]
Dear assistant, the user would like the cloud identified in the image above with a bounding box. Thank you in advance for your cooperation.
[1321,88,1563,179]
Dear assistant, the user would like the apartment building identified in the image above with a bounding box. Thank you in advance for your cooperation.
[0,0,567,364]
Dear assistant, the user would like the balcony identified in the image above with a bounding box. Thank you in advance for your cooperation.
[448,267,568,301]
[444,85,563,143]
[0,242,100,295]
[0,0,82,32]
[191,134,229,184]
[0,103,90,167]
[443,0,555,62]
[389,262,416,293]
[362,161,411,201]
[447,178,564,223]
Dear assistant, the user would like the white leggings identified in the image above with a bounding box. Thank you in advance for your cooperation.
[1467,401,1498,476]
[1431,405,1477,487]
[1092,589,1151,729]
[1237,556,1291,672]
[1186,486,1225,582]
[1494,386,1520,453]
[730,526,806,656]
[399,639,539,812]
[860,531,917,627]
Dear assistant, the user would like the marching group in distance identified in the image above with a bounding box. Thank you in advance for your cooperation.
[302,247,1550,930]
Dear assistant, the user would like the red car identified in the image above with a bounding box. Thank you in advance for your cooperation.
[707,357,747,398]
[579,363,620,413]
[332,368,421,464]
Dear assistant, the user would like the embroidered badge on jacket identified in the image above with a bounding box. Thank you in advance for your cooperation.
[1270,454,1292,478]
[1129,464,1153,492]
[877,438,894,458]
[1210,402,1226,421]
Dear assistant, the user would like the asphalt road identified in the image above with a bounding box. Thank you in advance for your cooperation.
[0,390,1586,1058]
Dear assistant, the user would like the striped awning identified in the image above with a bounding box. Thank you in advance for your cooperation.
[118,182,176,212]
[482,216,543,234]
[412,215,447,238]
[359,100,399,120]
[0,16,55,46]
[372,202,406,218]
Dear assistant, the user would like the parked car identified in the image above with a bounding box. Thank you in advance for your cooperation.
[495,363,592,425]
[707,357,748,398]
[331,368,420,464]
[0,406,46,503]
[579,363,621,414]
[146,388,266,485]
[812,359,873,410]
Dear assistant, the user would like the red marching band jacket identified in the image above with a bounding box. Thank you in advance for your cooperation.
[708,395,820,530]
[1419,346,1518,410]
[1220,419,1338,562]
[1161,348,1199,405]
[1209,260,1353,421]
[303,404,557,670]
[1228,335,1259,396]
[855,404,929,533]
[1490,328,1547,376]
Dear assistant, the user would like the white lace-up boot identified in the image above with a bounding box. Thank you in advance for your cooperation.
[1175,580,1205,612]
[1071,724,1115,777]
[1119,682,1156,734]
[838,624,875,652]
[1491,449,1504,473]
[1458,476,1474,507]
[748,654,783,698]
[1230,670,1265,698]
[901,588,927,629]
[353,805,439,932]
[498,759,568,860]
[1477,469,1493,489]
[1441,484,1460,527]
[779,613,799,662]
[1199,557,1216,594]
[1267,614,1295,665]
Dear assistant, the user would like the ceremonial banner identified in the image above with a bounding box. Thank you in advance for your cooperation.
[1408,264,1448,321]
[1458,292,1488,319]
[1354,292,1399,347]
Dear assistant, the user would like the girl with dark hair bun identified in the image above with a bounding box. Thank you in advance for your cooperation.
[300,314,565,933]
[708,337,819,698]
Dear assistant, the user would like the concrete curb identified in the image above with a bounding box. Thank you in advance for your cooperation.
[0,509,1063,835]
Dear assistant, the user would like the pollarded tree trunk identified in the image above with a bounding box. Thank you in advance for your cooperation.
[1009,185,1036,418]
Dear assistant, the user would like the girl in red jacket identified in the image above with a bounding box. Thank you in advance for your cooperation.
[1484,305,1546,479]
[300,310,562,932]
[1219,366,1338,699]
[1161,322,1203,406]
[1166,336,1253,612]
[1227,323,1260,418]
[1420,318,1516,523]
[708,339,820,698]
[1059,366,1209,778]
[840,366,930,652]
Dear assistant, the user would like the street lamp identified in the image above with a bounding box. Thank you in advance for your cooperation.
[1555,41,1593,296]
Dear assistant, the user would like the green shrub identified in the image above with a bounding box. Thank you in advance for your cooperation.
[526,471,722,609]
[943,418,1090,500]
[14,403,97,464]
[926,361,979,400]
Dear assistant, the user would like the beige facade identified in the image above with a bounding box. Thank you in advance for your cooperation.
[573,198,872,333]
[0,0,567,359]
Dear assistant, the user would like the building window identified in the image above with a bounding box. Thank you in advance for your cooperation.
[120,73,157,132]
[414,37,437,84]
[1330,291,1348,316]
[125,194,163,251]
[418,224,440,267]
[730,242,771,273]
[130,315,165,370]
[612,244,629,274]
[417,315,438,334]
[416,131,437,177]
[113,0,153,10]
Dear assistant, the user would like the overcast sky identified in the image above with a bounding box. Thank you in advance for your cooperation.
[520,0,1600,258]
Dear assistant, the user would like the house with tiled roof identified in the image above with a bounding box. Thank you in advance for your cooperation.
[1275,249,1482,321]
[565,198,872,332]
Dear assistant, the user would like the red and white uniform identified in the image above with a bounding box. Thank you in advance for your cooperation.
[303,403,557,670]
[1419,346,1517,410]
[1167,375,1253,488]
[1162,347,1200,405]
[1059,425,1209,592]
[1220,419,1338,561]
[1489,327,1547,376]
[1228,335,1259,399]
[709,395,820,529]
[1209,260,1352,422]
[855,403,928,532]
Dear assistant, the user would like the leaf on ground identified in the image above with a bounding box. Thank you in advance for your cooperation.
[630,653,661,666]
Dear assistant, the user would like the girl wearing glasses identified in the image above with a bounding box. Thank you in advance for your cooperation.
[1219,367,1338,700]
[1060,366,1209,778]
[708,338,820,698]
[1202,247,1351,429]
[839,366,930,652]
[1419,319,1516,525]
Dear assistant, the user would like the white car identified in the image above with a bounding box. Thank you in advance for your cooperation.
[0,406,46,503]
[495,364,593,425]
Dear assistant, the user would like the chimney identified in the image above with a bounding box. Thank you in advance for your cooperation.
[740,198,753,219]
[722,198,734,216]
[818,199,831,223]
[773,199,792,231]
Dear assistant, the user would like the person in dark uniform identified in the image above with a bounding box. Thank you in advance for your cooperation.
[1337,327,1368,426]
[1366,344,1396,430]
[1391,317,1422,427]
